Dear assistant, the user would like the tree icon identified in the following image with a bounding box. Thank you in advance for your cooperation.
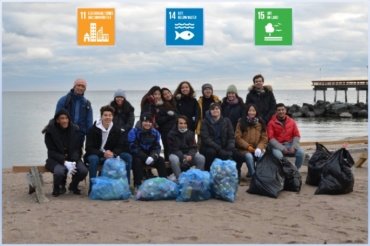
[265,23,274,36]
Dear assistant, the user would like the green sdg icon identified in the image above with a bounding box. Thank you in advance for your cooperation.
[255,8,292,45]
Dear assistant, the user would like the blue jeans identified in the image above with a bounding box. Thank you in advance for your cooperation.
[271,143,305,169]
[245,152,256,176]
[87,152,132,184]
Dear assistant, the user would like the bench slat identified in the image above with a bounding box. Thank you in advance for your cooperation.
[13,166,48,173]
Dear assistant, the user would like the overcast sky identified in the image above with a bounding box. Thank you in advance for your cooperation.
[2,0,368,91]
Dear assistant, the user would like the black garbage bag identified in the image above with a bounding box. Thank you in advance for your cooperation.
[315,148,355,195]
[306,142,332,186]
[281,158,302,192]
[247,148,284,198]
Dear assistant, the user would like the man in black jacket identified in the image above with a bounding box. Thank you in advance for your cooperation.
[199,102,244,171]
[246,74,276,124]
[44,109,88,196]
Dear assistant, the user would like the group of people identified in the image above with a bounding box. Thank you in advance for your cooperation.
[44,75,305,197]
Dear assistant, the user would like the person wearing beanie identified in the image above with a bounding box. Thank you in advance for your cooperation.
[221,84,245,132]
[55,78,93,149]
[43,109,88,196]
[173,81,200,132]
[128,112,167,188]
[110,89,135,142]
[196,83,220,137]
[199,102,244,171]
[85,105,133,192]
[246,74,276,125]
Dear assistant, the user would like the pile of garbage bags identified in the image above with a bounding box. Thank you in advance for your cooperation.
[89,157,131,200]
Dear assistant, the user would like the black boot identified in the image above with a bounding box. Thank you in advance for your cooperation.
[69,183,81,195]
[52,185,60,197]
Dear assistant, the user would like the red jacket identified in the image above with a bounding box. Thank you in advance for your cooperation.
[267,114,300,143]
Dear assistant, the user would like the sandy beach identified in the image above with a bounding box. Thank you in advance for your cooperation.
[2,140,368,244]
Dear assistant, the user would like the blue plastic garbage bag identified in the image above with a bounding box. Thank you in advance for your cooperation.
[136,177,179,201]
[210,158,238,202]
[101,157,127,179]
[89,177,131,200]
[176,169,212,202]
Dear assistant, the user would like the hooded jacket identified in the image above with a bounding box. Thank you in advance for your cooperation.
[175,94,200,132]
[245,85,276,124]
[221,95,245,132]
[44,109,81,171]
[128,126,161,157]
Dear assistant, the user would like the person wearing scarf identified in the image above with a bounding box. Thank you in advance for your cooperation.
[235,104,268,179]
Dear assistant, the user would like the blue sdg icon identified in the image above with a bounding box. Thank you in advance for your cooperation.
[166,8,203,46]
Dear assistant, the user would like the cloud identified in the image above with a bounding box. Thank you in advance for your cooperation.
[2,1,368,91]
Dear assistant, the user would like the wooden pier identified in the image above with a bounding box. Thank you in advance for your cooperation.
[312,79,368,103]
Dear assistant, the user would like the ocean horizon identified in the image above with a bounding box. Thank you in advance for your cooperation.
[2,89,368,168]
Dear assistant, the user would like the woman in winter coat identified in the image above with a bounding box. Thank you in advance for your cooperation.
[221,84,245,132]
[174,81,200,132]
[156,87,178,161]
[140,86,162,128]
[110,89,135,143]
[167,115,205,179]
[235,104,268,178]
[44,109,88,196]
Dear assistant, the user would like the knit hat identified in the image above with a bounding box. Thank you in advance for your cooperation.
[73,78,87,87]
[114,89,126,99]
[140,112,153,123]
[226,84,238,94]
[202,83,213,92]
[209,102,221,110]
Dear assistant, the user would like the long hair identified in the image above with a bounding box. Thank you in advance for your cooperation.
[161,87,177,110]
[140,86,161,109]
[173,81,196,98]
[239,103,266,132]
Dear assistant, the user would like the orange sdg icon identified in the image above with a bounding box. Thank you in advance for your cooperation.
[77,8,115,46]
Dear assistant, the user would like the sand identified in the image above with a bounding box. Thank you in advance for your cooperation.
[2,142,368,244]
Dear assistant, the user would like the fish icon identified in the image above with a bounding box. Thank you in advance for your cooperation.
[175,30,195,40]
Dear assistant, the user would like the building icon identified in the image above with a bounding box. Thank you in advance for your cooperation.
[83,23,109,43]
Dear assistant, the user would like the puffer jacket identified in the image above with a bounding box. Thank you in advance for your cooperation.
[246,85,276,124]
[267,114,300,144]
[167,127,198,157]
[235,120,268,155]
[128,126,161,156]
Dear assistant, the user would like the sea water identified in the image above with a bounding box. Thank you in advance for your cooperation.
[2,90,367,168]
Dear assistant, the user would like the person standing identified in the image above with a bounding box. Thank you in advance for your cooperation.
[55,78,93,148]
[43,109,88,196]
[221,84,245,132]
[196,83,220,137]
[85,105,132,190]
[246,74,276,124]
[267,103,305,169]
[157,87,178,162]
[140,86,162,128]
[174,81,200,132]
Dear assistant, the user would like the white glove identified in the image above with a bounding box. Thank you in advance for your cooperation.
[167,110,175,116]
[254,148,262,158]
[145,157,154,165]
[64,161,77,176]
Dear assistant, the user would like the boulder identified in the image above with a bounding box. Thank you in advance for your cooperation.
[339,112,352,118]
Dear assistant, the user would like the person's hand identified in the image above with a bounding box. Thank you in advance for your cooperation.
[288,147,296,154]
[64,161,77,176]
[145,156,154,165]
[167,110,175,116]
[104,150,114,158]
[184,155,192,162]
[247,145,255,153]
[254,148,262,158]
[282,148,289,155]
